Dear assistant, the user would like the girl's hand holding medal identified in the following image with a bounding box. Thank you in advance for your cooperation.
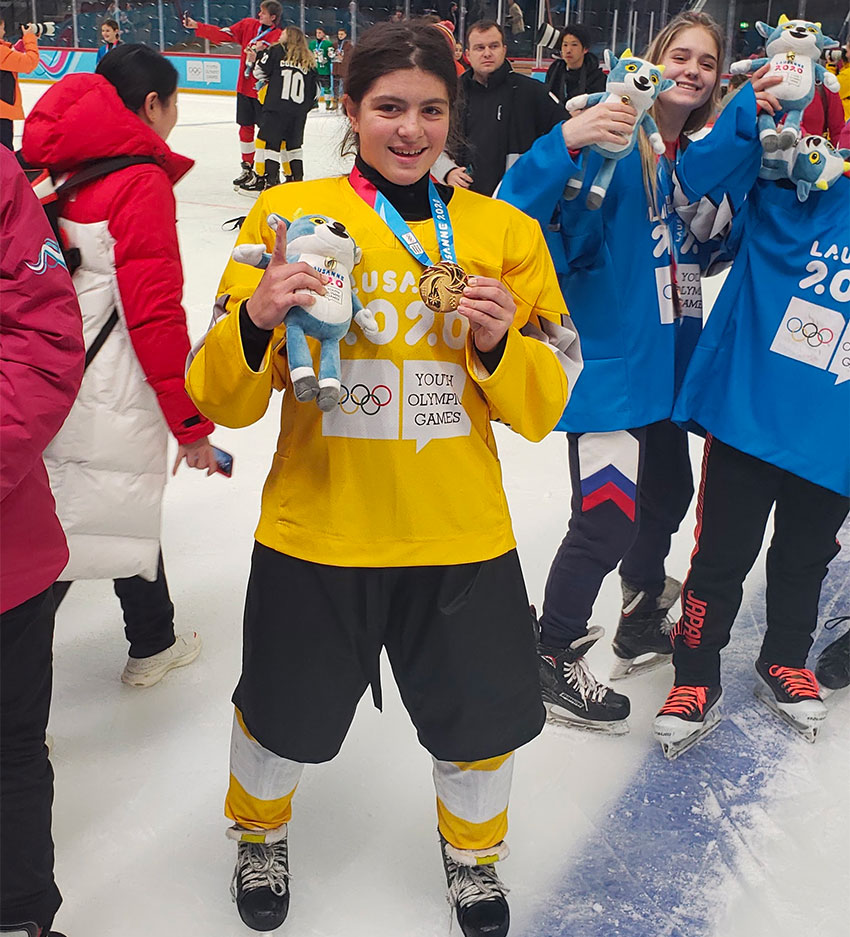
[456,276,516,353]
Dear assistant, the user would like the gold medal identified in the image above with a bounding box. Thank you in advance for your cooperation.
[418,261,468,313]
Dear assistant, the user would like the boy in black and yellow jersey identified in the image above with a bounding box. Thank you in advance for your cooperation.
[186,21,580,937]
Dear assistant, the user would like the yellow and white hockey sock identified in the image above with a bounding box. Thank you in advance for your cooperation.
[432,752,514,857]
[253,137,267,177]
[225,708,303,832]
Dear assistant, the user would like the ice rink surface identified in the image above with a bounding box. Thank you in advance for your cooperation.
[17,86,849,937]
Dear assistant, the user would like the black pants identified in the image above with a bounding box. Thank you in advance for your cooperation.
[672,437,850,685]
[235,92,263,129]
[0,588,61,930]
[0,119,13,150]
[53,551,175,659]
[235,544,545,764]
[540,420,694,646]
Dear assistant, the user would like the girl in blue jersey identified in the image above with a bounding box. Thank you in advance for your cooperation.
[652,70,850,758]
[498,11,726,733]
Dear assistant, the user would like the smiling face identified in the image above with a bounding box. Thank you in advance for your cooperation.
[101,23,119,43]
[657,25,718,116]
[345,68,451,186]
[560,33,587,69]
[466,26,507,81]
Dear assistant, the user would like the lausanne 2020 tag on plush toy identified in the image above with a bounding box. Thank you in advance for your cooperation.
[562,49,674,210]
[233,213,378,412]
[730,16,840,153]
[760,134,850,201]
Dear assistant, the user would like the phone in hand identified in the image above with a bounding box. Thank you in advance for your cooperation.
[211,445,234,478]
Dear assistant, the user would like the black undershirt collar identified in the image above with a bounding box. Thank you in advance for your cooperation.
[354,154,454,222]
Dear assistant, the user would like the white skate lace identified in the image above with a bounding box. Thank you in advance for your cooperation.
[445,855,509,910]
[231,841,290,899]
[563,657,608,704]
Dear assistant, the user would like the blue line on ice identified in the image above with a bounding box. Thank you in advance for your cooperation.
[528,521,849,937]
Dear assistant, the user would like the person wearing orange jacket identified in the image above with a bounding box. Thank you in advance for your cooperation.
[0,20,39,149]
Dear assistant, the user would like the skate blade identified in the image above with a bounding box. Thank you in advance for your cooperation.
[544,703,629,736]
[656,713,722,761]
[753,684,825,743]
[609,652,672,681]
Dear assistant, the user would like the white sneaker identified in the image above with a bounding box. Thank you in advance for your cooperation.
[121,631,202,687]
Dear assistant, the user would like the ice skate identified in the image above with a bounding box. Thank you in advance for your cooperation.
[232,161,253,187]
[440,834,510,937]
[264,162,281,191]
[121,631,201,687]
[228,823,290,932]
[538,626,631,735]
[754,660,826,743]
[609,576,680,680]
[238,172,266,197]
[814,618,849,696]
[654,684,722,760]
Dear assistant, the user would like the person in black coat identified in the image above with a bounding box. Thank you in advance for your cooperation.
[435,20,565,197]
[544,23,606,108]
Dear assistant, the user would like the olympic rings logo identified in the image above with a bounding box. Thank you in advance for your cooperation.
[338,383,393,416]
[785,317,834,347]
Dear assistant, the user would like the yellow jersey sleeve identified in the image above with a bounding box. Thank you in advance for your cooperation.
[463,205,581,441]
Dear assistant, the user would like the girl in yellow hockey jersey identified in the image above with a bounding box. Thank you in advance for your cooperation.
[186,20,581,937]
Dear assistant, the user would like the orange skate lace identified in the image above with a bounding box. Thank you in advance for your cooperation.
[767,665,820,699]
[659,685,707,716]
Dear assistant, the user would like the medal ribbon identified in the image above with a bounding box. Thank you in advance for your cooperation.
[246,26,275,76]
[348,164,457,268]
[252,25,274,43]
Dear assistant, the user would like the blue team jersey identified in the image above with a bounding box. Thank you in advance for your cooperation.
[672,86,850,496]
[498,124,719,434]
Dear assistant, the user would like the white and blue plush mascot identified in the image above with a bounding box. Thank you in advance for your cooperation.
[730,16,840,152]
[563,48,675,209]
[233,213,378,411]
[760,134,850,201]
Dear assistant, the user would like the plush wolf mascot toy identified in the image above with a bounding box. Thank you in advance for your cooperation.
[233,213,378,411]
[562,48,674,209]
[760,134,850,201]
[730,16,840,152]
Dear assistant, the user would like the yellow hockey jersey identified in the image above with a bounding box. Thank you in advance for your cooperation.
[187,176,581,567]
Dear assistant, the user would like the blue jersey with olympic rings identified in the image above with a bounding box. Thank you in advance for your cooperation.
[672,87,850,496]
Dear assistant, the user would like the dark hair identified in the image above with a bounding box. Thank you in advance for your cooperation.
[101,18,120,32]
[560,24,591,50]
[260,1,282,23]
[342,20,460,158]
[465,19,505,47]
[95,43,178,112]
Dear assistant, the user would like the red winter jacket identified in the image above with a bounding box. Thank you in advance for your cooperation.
[801,86,845,143]
[0,147,84,613]
[21,74,214,447]
[194,18,282,97]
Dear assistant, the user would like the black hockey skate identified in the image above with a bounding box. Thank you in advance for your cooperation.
[653,684,723,760]
[609,576,680,681]
[538,625,631,735]
[754,659,827,743]
[814,618,849,695]
[228,824,290,931]
[263,162,281,190]
[440,835,510,937]
[238,172,266,197]
[233,161,253,188]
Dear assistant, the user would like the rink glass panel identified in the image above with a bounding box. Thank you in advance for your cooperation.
[4,1,844,67]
